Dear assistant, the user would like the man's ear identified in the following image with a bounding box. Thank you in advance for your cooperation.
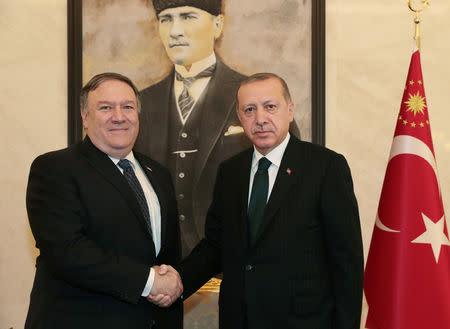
[81,109,88,130]
[213,14,224,39]
[288,101,295,122]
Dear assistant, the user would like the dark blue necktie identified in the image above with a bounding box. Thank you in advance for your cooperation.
[118,159,153,236]
[247,157,272,244]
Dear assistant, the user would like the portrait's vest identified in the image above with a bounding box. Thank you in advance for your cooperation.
[168,88,208,256]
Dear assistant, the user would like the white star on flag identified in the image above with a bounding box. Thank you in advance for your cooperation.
[411,213,450,263]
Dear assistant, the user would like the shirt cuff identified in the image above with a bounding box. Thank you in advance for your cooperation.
[141,267,155,297]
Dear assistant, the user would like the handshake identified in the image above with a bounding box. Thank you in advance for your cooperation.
[148,265,183,307]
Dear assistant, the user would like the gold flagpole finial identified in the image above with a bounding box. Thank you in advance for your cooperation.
[407,0,429,51]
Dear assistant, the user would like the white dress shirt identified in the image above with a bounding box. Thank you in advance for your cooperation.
[173,52,216,124]
[109,152,161,296]
[248,134,291,205]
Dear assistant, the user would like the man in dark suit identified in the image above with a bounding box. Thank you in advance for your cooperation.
[155,73,364,328]
[135,0,299,257]
[25,73,183,329]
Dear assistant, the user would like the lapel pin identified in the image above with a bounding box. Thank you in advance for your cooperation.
[286,168,292,175]
[145,166,153,172]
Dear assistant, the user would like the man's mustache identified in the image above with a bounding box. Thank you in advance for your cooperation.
[169,41,189,48]
[252,127,273,134]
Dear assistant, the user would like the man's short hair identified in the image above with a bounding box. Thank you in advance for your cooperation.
[238,72,292,104]
[80,72,141,113]
[152,0,222,16]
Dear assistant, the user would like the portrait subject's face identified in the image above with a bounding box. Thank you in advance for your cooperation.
[157,6,224,68]
[82,79,139,159]
[237,78,294,155]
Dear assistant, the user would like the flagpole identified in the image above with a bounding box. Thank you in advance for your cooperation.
[407,0,429,51]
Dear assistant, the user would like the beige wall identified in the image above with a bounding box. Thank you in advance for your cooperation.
[0,1,67,327]
[1,0,450,328]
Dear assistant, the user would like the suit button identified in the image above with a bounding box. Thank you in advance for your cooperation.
[178,172,185,178]
[179,214,185,221]
[181,132,188,138]
[177,193,184,200]
[245,264,254,271]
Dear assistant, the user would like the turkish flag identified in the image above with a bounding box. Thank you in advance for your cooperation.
[364,50,450,329]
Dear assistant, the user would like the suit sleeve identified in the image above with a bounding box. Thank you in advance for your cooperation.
[26,154,150,304]
[176,164,225,298]
[320,154,364,329]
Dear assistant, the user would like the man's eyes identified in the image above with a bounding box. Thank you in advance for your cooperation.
[98,105,135,111]
[159,14,197,23]
[243,105,277,114]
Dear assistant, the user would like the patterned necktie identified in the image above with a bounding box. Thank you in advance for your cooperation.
[247,157,272,244]
[118,159,153,236]
[175,64,216,120]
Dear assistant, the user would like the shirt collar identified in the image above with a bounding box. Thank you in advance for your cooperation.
[251,133,291,170]
[109,152,137,169]
[174,52,216,78]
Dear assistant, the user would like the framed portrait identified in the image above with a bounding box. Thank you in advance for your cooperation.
[67,0,325,327]
[68,0,324,145]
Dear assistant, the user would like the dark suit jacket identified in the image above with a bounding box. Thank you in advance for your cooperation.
[135,59,300,255]
[25,137,182,329]
[178,136,364,329]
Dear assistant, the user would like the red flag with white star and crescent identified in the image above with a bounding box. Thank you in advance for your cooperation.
[364,50,450,329]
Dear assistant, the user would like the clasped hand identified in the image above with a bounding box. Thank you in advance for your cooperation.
[148,265,183,307]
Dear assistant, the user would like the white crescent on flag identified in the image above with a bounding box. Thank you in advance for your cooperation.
[375,134,439,233]
[389,135,438,184]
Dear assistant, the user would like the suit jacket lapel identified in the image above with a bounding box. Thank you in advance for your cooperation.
[194,59,240,186]
[253,137,305,245]
[238,150,253,253]
[79,138,153,240]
